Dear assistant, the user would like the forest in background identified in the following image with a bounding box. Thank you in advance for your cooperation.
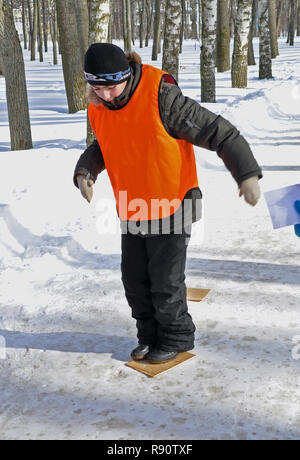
[0,0,300,151]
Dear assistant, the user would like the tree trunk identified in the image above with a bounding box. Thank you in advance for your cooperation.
[41,0,48,52]
[56,0,86,113]
[88,0,110,44]
[289,0,295,45]
[158,0,164,53]
[162,0,182,82]
[27,0,32,50]
[31,0,37,60]
[131,0,135,44]
[122,0,127,48]
[216,0,231,72]
[137,0,145,48]
[287,25,290,43]
[152,0,161,60]
[122,0,132,51]
[259,0,272,79]
[86,0,110,147]
[248,0,258,65]
[191,0,198,38]
[201,0,217,102]
[198,0,202,39]
[126,0,132,46]
[231,0,252,88]
[37,0,43,61]
[180,0,185,53]
[49,0,57,64]
[111,0,121,40]
[276,0,283,36]
[75,0,89,63]
[297,0,300,35]
[145,0,153,46]
[107,0,112,42]
[229,0,237,36]
[22,0,28,49]
[0,0,33,150]
[269,0,278,57]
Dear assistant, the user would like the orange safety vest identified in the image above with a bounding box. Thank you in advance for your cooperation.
[88,64,199,221]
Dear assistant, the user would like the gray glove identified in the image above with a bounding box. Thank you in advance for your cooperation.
[77,174,94,203]
[239,176,261,206]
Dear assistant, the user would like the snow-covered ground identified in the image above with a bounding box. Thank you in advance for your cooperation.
[0,38,299,441]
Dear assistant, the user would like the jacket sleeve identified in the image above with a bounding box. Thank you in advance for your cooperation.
[73,139,106,188]
[160,83,263,185]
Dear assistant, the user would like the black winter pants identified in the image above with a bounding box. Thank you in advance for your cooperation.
[121,227,195,352]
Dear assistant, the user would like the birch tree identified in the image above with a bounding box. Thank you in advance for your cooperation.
[258,0,272,79]
[231,0,252,88]
[0,0,33,150]
[201,0,217,102]
[87,0,110,147]
[56,0,86,113]
[88,0,110,44]
[162,0,181,82]
[216,0,231,72]
[198,0,201,37]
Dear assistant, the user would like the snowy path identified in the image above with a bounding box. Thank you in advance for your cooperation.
[0,39,300,440]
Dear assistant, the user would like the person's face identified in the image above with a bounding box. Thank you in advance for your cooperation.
[92,81,127,102]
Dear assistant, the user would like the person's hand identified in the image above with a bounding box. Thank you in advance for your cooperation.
[77,174,94,203]
[239,176,261,206]
[294,200,300,237]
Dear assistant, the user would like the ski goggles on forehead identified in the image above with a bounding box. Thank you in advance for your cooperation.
[84,68,131,83]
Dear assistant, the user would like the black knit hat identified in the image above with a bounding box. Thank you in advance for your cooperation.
[84,43,131,86]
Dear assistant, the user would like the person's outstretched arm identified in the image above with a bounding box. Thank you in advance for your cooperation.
[160,82,262,206]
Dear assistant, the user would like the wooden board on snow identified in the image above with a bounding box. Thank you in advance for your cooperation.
[126,352,196,377]
[187,288,211,302]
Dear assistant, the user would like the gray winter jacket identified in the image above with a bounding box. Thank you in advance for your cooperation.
[73,58,262,236]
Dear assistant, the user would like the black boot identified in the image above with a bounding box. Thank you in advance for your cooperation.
[130,344,150,361]
[146,348,178,364]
